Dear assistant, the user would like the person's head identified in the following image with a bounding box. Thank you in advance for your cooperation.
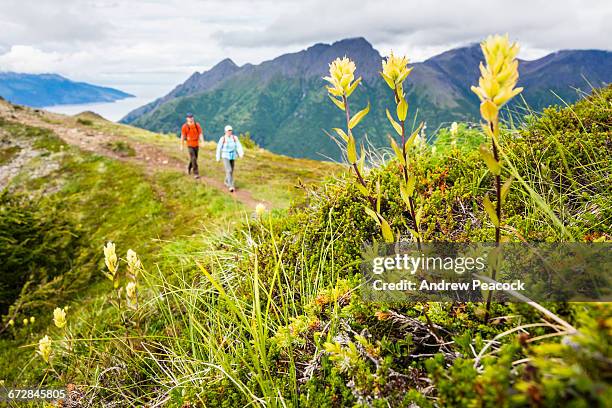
[224,125,233,135]
[186,113,194,125]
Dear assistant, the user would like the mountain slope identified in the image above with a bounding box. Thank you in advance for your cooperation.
[0,72,133,107]
[122,38,612,160]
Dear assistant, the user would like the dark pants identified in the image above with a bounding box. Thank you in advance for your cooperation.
[188,146,199,176]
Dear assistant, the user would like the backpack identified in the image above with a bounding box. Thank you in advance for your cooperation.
[221,134,237,149]
[221,135,239,160]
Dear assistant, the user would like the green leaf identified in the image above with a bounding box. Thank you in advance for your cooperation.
[406,174,416,197]
[333,128,349,142]
[501,177,513,204]
[348,102,370,129]
[376,178,381,214]
[407,228,419,239]
[480,99,498,123]
[405,123,423,150]
[380,218,395,243]
[328,95,345,111]
[489,246,503,272]
[357,142,366,173]
[386,109,402,136]
[396,97,408,122]
[395,67,413,85]
[345,77,362,97]
[347,134,357,164]
[388,136,406,166]
[415,206,424,227]
[483,194,499,227]
[380,72,395,89]
[364,206,381,226]
[479,144,501,175]
[399,181,411,207]
[356,182,369,196]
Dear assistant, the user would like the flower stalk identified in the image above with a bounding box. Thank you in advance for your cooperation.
[471,34,523,319]
[381,52,423,247]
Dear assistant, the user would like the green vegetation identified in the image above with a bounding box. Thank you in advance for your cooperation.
[0,52,610,407]
[76,117,93,126]
[103,140,136,156]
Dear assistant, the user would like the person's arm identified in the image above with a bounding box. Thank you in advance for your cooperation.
[198,123,204,144]
[236,137,245,158]
[215,137,222,161]
[180,125,186,150]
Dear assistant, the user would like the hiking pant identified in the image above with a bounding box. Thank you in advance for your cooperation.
[188,146,199,176]
[223,158,235,189]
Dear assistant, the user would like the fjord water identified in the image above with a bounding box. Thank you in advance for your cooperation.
[42,83,171,122]
[44,96,151,122]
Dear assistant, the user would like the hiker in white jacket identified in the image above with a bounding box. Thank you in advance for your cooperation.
[216,125,244,192]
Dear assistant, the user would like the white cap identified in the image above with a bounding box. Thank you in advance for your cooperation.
[224,125,233,132]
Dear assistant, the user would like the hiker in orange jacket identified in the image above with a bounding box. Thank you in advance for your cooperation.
[180,113,204,179]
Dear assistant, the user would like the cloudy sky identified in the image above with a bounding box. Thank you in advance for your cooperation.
[1,0,610,98]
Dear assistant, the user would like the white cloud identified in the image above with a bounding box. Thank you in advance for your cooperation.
[0,0,609,97]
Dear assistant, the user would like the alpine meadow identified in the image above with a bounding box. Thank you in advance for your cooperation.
[1,29,611,408]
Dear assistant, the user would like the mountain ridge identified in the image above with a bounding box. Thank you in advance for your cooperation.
[121,38,612,159]
[0,72,133,107]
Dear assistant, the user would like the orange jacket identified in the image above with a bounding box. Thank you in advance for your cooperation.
[181,122,202,147]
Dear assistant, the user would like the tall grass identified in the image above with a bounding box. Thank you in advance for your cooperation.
[73,211,346,406]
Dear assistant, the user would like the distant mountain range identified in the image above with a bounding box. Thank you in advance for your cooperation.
[0,72,133,107]
[122,38,612,160]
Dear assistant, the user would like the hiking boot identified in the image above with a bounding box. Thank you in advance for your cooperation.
[229,187,235,192]
[194,175,200,180]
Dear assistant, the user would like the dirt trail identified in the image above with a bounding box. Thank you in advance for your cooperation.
[0,104,263,209]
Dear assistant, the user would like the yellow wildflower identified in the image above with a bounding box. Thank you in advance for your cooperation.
[126,249,141,276]
[30,316,35,324]
[450,122,458,137]
[450,122,458,147]
[37,335,52,363]
[104,242,118,274]
[323,57,360,97]
[8,319,14,326]
[381,51,412,89]
[126,281,137,302]
[53,307,67,329]
[255,203,266,217]
[23,318,28,326]
[471,34,523,109]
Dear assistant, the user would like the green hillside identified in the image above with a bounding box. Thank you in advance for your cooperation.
[1,77,610,406]
[131,75,472,161]
[0,37,611,406]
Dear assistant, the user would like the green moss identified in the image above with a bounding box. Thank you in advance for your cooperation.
[0,145,21,165]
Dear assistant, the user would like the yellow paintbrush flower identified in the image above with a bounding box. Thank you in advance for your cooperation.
[323,57,361,100]
[255,203,266,217]
[450,122,458,148]
[23,318,28,326]
[381,52,412,89]
[53,307,66,329]
[8,319,14,326]
[126,249,141,276]
[126,281,138,309]
[37,335,52,363]
[104,242,118,274]
[450,122,458,137]
[126,281,137,301]
[30,316,35,324]
[471,34,523,109]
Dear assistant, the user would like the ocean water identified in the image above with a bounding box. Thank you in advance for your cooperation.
[43,96,154,122]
